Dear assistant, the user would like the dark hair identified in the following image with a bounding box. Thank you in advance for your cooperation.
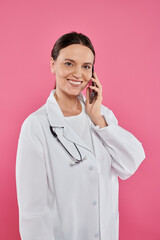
[51,31,95,89]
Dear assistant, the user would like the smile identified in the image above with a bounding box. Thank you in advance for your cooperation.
[67,79,83,86]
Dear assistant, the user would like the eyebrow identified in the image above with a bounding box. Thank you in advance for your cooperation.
[64,58,93,65]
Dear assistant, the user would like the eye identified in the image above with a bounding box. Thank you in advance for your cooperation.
[84,65,91,69]
[65,62,72,66]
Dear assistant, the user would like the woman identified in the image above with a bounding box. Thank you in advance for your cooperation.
[16,31,145,240]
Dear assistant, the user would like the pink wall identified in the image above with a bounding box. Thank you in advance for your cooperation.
[0,0,159,239]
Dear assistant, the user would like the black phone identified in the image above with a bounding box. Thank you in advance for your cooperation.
[89,65,97,104]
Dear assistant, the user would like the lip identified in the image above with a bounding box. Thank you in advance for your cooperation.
[67,79,83,87]
[67,79,83,83]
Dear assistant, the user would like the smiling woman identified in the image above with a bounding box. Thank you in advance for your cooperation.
[50,43,95,114]
[16,31,145,240]
[51,32,95,91]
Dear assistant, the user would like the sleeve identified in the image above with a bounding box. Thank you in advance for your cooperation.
[92,105,145,180]
[15,115,55,240]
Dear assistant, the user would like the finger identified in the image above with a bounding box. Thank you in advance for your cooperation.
[91,73,102,89]
[91,78,102,90]
[89,86,102,94]
[92,72,98,80]
[89,86,103,101]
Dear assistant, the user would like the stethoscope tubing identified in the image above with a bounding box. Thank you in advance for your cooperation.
[49,126,86,165]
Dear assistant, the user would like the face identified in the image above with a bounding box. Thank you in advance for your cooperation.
[50,44,94,97]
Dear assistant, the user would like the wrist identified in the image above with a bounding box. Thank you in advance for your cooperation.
[92,115,108,128]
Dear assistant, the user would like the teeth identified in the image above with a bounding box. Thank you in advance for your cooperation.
[68,80,81,85]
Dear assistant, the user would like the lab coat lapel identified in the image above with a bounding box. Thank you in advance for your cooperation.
[45,89,94,154]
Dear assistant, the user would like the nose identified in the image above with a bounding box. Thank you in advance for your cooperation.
[72,66,82,79]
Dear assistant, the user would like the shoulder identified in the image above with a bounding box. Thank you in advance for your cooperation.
[20,104,48,138]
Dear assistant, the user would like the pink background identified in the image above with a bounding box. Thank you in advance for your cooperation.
[0,0,159,239]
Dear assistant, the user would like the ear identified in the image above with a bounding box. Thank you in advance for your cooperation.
[50,57,55,74]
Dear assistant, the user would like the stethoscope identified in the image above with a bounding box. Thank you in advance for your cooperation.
[50,126,87,166]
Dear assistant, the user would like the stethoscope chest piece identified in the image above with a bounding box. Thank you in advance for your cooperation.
[70,156,87,166]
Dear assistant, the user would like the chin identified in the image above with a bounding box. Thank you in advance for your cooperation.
[65,88,82,97]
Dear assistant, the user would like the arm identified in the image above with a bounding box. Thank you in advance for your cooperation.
[16,116,55,240]
[85,72,145,180]
[92,105,145,180]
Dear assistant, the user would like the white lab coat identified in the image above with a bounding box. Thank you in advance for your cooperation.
[16,89,145,240]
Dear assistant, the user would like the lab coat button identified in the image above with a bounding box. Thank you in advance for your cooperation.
[92,201,97,205]
[94,232,99,238]
[88,166,93,171]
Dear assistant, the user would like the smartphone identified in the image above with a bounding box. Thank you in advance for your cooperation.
[89,65,97,104]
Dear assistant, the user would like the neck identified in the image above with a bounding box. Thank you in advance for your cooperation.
[54,89,80,112]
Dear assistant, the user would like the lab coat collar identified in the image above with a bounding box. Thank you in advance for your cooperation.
[45,89,86,127]
[45,89,94,154]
